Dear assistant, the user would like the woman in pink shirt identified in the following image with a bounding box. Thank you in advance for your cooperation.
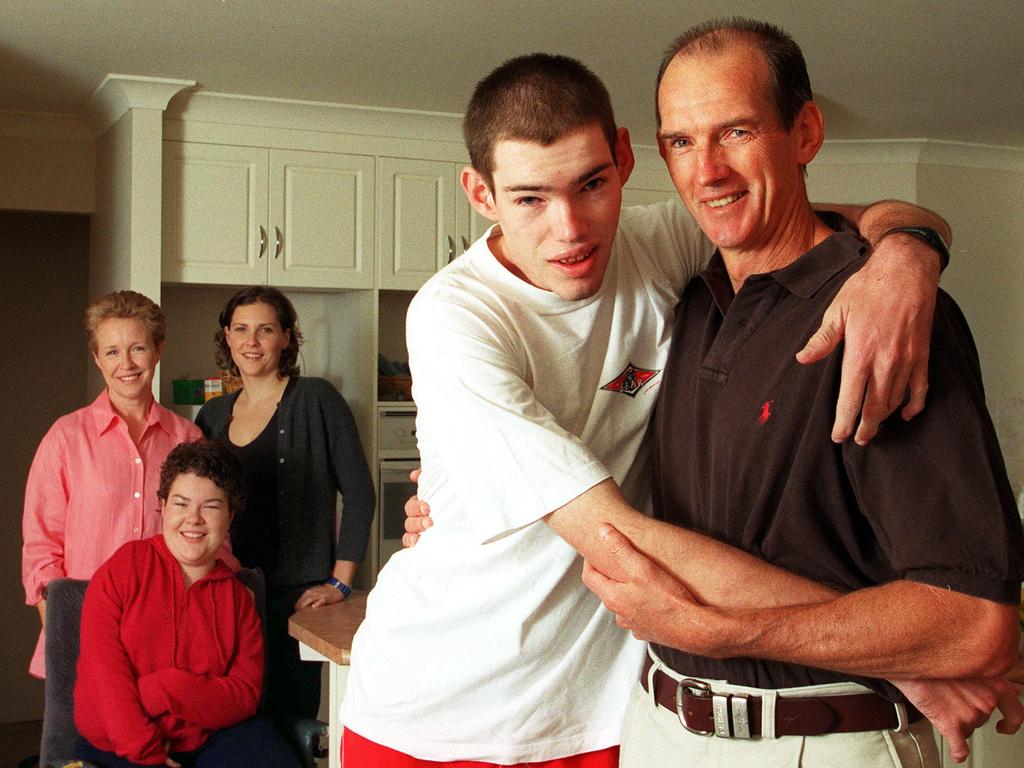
[21,290,204,678]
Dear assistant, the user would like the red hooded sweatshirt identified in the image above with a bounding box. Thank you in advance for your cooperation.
[74,536,262,765]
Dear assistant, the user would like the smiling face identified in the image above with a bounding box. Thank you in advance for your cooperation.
[224,301,292,381]
[91,317,161,407]
[161,471,232,586]
[463,123,634,301]
[656,43,822,261]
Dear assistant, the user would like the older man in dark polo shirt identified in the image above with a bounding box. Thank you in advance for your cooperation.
[582,18,1024,768]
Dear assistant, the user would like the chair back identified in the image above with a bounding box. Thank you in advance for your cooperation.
[40,568,267,766]
[40,578,87,765]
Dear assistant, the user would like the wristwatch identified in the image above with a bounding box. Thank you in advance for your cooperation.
[880,226,950,269]
[325,577,352,598]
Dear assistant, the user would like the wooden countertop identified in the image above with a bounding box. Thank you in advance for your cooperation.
[287,589,368,666]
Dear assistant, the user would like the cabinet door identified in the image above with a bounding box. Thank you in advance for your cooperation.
[378,158,458,290]
[269,150,375,289]
[162,142,269,284]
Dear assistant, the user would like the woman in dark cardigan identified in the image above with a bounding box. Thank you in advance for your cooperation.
[196,286,374,729]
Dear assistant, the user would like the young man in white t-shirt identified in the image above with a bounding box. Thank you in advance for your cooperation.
[341,53,950,768]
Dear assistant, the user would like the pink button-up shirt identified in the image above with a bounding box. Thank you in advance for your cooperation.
[22,390,211,677]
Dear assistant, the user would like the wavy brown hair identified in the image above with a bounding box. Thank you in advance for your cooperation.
[214,286,303,378]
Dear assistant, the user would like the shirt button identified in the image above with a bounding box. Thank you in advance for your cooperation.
[280,429,285,434]
[134,457,142,464]
[132,527,140,533]
[133,491,141,498]
[279,457,285,464]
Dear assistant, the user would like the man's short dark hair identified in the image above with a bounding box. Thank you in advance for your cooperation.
[656,18,812,131]
[157,440,246,516]
[464,53,618,190]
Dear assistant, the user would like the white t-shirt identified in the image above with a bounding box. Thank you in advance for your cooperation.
[343,201,710,763]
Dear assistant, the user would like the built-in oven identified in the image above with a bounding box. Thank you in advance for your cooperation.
[377,405,419,571]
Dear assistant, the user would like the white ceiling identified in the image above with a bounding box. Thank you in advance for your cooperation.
[2,0,1022,147]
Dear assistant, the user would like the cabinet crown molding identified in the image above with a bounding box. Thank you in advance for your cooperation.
[817,138,1024,172]
[166,90,465,143]
[81,74,196,137]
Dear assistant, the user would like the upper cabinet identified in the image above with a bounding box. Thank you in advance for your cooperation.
[162,142,375,289]
[378,157,491,290]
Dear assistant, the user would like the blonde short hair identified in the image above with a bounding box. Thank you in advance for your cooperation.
[83,290,166,352]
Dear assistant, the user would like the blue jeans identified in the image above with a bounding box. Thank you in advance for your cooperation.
[75,716,302,767]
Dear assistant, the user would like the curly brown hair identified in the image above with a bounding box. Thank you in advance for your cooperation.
[83,290,166,353]
[157,439,246,516]
[213,286,303,377]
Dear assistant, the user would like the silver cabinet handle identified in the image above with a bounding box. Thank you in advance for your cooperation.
[447,235,455,264]
[274,226,283,259]
[461,236,469,253]
[258,226,267,259]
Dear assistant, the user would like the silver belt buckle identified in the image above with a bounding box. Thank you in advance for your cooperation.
[675,678,714,735]
[892,701,910,733]
[730,693,752,739]
[675,677,752,739]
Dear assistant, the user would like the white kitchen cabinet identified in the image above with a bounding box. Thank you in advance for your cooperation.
[162,142,375,289]
[377,157,490,290]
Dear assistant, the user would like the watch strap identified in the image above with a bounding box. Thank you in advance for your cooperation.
[879,226,950,270]
[325,576,352,598]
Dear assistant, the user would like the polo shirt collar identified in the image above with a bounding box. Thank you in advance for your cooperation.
[700,213,867,312]
[770,228,867,299]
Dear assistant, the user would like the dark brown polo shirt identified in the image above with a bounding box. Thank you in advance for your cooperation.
[651,220,1024,696]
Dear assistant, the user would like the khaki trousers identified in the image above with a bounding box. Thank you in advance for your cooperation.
[619,665,939,768]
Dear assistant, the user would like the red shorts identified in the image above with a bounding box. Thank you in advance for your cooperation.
[342,728,620,768]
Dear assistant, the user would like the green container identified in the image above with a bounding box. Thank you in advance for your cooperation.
[172,379,205,405]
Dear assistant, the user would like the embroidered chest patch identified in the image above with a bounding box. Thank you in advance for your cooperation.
[600,363,660,398]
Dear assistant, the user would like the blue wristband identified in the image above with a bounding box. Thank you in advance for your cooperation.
[325,577,351,598]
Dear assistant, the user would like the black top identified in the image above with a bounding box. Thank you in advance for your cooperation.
[651,218,1024,697]
[225,396,281,575]
[196,376,376,587]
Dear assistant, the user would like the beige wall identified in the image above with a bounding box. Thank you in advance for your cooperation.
[917,162,1024,493]
[809,144,1024,495]
[0,211,91,723]
[0,135,94,214]
[0,114,94,215]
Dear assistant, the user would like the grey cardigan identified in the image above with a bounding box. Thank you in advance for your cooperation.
[196,376,375,586]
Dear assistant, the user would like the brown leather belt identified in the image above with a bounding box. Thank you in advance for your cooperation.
[641,657,922,738]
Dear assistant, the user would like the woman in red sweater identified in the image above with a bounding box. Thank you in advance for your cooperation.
[73,441,300,768]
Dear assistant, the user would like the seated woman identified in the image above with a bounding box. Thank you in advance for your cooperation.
[72,440,300,768]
